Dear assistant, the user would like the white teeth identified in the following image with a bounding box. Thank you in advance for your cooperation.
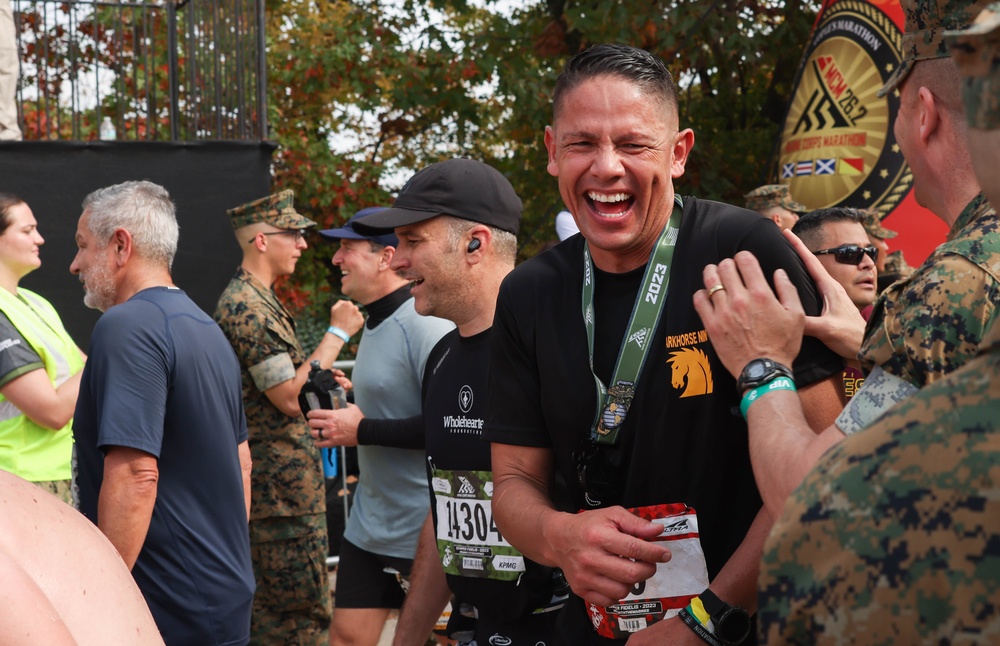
[588,192,630,203]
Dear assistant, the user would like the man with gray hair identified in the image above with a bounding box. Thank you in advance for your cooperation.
[70,180,255,645]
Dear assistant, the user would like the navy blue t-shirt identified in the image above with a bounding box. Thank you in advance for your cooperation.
[74,287,254,646]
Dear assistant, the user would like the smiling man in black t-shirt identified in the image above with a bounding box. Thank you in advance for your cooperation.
[353,158,565,646]
[483,44,845,645]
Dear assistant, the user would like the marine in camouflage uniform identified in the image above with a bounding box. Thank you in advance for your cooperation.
[215,191,356,645]
[834,0,1000,436]
[743,184,808,230]
[758,322,1000,644]
[757,6,1000,643]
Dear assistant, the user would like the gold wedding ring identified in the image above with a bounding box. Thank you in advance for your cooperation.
[707,284,726,298]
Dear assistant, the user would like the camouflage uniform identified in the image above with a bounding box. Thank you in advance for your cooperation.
[877,0,996,98]
[758,322,1000,645]
[947,2,1000,129]
[743,184,808,214]
[214,191,332,645]
[758,5,1000,643]
[882,250,913,277]
[862,209,898,241]
[858,194,1000,388]
[835,0,1000,435]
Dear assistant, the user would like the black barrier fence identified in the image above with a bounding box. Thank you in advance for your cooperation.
[11,0,265,142]
[2,140,274,347]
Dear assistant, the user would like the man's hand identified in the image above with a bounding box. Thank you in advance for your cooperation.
[329,367,353,392]
[330,300,364,337]
[783,228,867,360]
[307,404,363,447]
[547,507,670,606]
[693,250,805,379]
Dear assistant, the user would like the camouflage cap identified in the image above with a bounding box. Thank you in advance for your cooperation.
[945,2,1000,129]
[743,184,808,214]
[877,0,995,98]
[227,189,317,230]
[863,208,899,239]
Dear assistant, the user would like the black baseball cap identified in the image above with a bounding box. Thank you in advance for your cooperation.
[352,158,522,235]
[319,207,399,247]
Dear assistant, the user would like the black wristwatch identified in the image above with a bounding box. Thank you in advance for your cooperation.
[699,588,751,645]
[737,357,794,394]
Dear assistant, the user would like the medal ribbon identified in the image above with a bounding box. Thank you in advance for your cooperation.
[582,197,683,446]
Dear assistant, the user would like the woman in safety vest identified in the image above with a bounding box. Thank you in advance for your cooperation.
[0,194,85,504]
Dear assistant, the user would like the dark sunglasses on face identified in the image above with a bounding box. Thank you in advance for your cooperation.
[813,244,878,265]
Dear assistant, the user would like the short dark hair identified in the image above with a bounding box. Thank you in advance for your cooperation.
[0,193,26,236]
[792,206,867,249]
[552,43,678,119]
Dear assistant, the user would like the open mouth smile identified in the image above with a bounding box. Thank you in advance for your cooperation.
[587,191,634,218]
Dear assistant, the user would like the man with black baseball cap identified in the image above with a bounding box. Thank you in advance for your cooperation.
[344,158,566,645]
[309,206,453,646]
[351,157,521,237]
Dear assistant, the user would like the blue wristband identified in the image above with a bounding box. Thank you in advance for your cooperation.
[326,326,351,343]
[740,376,796,419]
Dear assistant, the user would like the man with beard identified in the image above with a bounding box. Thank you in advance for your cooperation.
[70,180,255,645]
[343,158,566,645]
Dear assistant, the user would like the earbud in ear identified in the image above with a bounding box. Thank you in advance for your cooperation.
[467,239,481,253]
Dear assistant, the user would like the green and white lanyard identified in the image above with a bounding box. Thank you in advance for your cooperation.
[583,197,683,446]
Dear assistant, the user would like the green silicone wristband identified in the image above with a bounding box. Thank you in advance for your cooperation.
[740,376,796,419]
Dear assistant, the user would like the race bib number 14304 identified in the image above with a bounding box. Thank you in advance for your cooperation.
[431,468,526,581]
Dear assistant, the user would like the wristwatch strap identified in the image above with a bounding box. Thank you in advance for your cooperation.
[680,607,724,646]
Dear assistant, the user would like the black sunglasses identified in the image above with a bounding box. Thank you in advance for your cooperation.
[813,244,878,265]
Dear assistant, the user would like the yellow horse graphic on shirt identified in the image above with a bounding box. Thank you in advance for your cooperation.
[667,348,713,397]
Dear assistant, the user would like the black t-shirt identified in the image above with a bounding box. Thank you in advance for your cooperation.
[423,329,559,632]
[485,197,843,644]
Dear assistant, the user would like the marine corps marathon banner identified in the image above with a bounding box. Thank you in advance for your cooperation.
[777,0,949,264]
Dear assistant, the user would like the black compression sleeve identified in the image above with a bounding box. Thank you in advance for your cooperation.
[356,414,424,449]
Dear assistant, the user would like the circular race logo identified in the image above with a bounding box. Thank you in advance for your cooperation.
[779,0,909,214]
[458,385,474,413]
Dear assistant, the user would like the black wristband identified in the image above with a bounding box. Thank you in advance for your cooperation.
[679,607,724,646]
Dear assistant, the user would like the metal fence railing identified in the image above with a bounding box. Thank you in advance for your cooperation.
[11,0,265,141]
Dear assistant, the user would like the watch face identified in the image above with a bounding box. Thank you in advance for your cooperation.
[747,362,767,379]
[717,607,752,644]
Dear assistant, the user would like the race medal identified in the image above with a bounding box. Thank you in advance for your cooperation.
[597,381,635,436]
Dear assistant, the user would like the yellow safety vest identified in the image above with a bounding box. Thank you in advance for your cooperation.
[0,287,84,481]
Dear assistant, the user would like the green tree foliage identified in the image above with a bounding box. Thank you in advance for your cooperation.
[265,0,821,348]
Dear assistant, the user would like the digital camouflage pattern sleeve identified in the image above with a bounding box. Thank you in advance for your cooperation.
[758,323,1000,644]
[860,194,1000,388]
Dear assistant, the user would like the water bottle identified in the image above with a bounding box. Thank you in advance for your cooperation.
[99,116,116,141]
[320,446,338,479]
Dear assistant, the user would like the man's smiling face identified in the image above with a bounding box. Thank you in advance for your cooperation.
[544,74,693,273]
